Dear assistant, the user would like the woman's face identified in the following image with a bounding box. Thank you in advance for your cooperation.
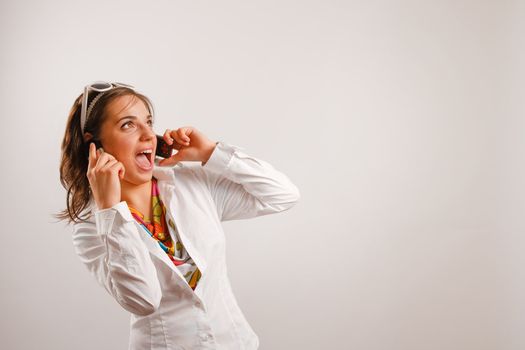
[94,94,157,186]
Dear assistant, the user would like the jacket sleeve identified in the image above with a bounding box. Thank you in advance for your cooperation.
[199,141,301,221]
[72,201,162,316]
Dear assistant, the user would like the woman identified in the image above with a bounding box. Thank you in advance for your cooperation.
[57,81,300,349]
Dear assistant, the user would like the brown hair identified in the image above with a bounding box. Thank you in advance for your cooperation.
[55,86,155,224]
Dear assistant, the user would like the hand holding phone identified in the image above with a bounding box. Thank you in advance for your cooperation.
[86,142,126,210]
[157,127,217,166]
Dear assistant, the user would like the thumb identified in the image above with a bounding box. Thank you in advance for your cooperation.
[159,151,184,167]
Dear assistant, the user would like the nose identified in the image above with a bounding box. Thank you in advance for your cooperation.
[139,123,155,141]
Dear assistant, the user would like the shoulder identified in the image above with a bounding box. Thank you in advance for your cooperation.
[77,200,96,222]
[153,162,212,196]
[153,162,206,182]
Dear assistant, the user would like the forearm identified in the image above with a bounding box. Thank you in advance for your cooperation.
[72,202,162,316]
[200,141,301,220]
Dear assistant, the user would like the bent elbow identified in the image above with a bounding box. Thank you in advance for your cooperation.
[118,291,161,316]
[273,185,301,212]
[135,304,158,317]
[285,184,301,207]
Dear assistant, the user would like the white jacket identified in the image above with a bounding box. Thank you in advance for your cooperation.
[72,141,301,350]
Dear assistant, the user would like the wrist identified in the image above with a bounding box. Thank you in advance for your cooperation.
[201,141,218,166]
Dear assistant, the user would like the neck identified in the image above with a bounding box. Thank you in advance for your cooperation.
[120,177,153,220]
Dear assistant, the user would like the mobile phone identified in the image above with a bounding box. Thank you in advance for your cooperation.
[156,135,174,158]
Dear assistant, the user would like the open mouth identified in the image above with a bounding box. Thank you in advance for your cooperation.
[135,149,153,170]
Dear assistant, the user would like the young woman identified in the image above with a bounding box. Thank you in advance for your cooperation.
[57,81,300,350]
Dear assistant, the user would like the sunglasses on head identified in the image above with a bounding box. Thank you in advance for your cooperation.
[80,81,135,135]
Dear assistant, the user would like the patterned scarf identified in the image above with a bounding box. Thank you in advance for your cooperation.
[128,177,202,290]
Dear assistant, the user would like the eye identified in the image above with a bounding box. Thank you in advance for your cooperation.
[122,121,134,129]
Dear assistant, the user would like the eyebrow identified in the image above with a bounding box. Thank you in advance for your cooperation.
[116,115,153,124]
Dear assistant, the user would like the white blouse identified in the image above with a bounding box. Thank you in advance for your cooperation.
[72,141,301,350]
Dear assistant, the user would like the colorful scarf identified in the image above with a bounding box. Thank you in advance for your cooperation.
[128,177,202,290]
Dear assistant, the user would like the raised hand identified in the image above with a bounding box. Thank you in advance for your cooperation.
[86,142,126,209]
[158,126,217,166]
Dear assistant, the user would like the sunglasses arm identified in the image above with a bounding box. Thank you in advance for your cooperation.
[80,85,90,134]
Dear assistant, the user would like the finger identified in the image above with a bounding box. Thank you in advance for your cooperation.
[158,152,183,166]
[117,163,126,180]
[97,148,118,161]
[177,127,191,143]
[171,139,182,151]
[99,158,118,172]
[166,128,187,147]
[88,142,97,169]
[164,129,174,145]
[96,147,104,159]
[94,152,116,171]
[173,128,190,146]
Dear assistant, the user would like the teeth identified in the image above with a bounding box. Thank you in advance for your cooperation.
[141,150,152,154]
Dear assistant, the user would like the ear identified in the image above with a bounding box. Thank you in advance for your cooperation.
[83,132,93,142]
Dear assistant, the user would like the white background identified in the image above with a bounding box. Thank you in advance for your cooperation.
[0,0,524,349]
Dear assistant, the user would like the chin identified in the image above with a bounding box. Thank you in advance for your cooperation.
[123,169,153,185]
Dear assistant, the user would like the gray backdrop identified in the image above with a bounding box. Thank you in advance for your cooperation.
[1,0,524,349]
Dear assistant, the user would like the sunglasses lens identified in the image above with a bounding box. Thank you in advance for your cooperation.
[90,82,112,91]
